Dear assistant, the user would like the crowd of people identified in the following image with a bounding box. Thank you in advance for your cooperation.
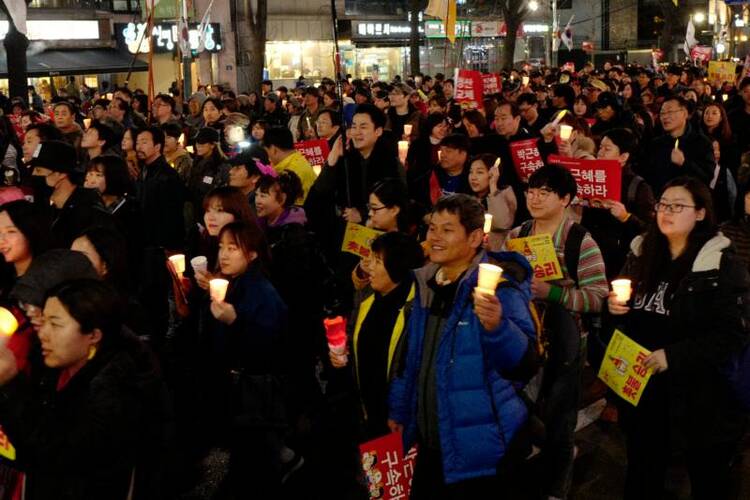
[0,59,746,499]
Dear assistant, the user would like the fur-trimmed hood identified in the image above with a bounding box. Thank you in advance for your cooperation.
[629,232,731,272]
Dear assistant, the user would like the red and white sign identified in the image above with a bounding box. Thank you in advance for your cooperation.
[481,73,502,96]
[294,139,330,168]
[690,46,713,64]
[472,21,502,37]
[561,62,575,73]
[360,432,418,500]
[510,138,544,182]
[454,69,484,110]
[582,41,594,53]
[548,155,622,202]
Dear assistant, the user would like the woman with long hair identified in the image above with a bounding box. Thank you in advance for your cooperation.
[701,103,740,221]
[607,176,749,500]
[186,128,230,224]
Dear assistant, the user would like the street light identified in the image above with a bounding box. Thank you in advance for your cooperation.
[694,12,705,23]
[528,0,539,11]
[716,42,726,54]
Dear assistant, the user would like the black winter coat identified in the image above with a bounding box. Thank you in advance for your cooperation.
[606,234,750,448]
[0,331,173,500]
[135,155,187,252]
[643,123,715,193]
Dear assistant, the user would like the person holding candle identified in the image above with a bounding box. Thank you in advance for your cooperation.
[185,128,230,224]
[388,194,539,497]
[506,165,609,499]
[645,95,714,193]
[386,83,422,143]
[405,112,450,211]
[539,113,596,161]
[468,154,517,250]
[161,122,193,182]
[0,279,172,499]
[606,176,749,500]
[205,220,293,496]
[332,232,423,439]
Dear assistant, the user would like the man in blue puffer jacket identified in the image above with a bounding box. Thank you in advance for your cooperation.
[388,194,538,498]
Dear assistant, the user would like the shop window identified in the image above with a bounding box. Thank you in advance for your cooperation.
[266,41,335,81]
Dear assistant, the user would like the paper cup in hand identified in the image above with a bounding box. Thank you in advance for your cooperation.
[398,141,409,164]
[403,124,413,137]
[483,214,493,234]
[559,124,573,141]
[168,254,185,274]
[210,278,229,302]
[191,256,208,274]
[477,263,503,292]
[611,279,632,302]
[0,308,18,340]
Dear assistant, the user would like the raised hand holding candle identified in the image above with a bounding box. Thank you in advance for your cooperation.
[559,124,573,141]
[398,141,409,164]
[611,279,632,303]
[522,76,530,86]
[168,254,185,275]
[477,263,503,292]
[483,213,493,234]
[209,278,229,302]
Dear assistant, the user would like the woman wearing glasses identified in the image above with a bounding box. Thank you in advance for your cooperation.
[607,176,749,500]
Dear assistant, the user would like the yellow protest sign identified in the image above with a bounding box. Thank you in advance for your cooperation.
[341,222,383,259]
[0,427,16,461]
[708,61,737,85]
[506,234,563,281]
[598,330,653,406]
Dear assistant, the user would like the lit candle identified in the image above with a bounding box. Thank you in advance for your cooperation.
[493,158,501,169]
[559,124,573,141]
[209,278,229,302]
[674,138,679,150]
[483,213,493,234]
[186,145,194,154]
[178,133,185,146]
[722,94,728,102]
[522,76,530,86]
[190,255,208,273]
[83,118,91,130]
[324,316,348,361]
[168,254,185,275]
[552,109,567,125]
[611,279,632,302]
[106,92,113,101]
[0,308,18,338]
[404,124,413,137]
[477,263,503,292]
[437,149,443,162]
[398,140,409,164]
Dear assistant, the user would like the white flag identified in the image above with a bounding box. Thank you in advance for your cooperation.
[197,0,214,51]
[177,0,191,56]
[560,15,574,51]
[2,0,27,35]
[684,17,698,56]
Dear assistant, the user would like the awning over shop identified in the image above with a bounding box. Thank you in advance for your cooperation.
[0,49,149,78]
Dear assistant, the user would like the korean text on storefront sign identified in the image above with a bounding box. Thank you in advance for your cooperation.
[294,139,330,168]
[548,155,622,202]
[360,431,418,500]
[509,138,544,181]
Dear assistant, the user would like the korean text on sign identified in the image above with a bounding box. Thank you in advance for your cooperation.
[509,139,544,182]
[505,234,563,282]
[293,139,330,168]
[341,222,383,259]
[548,155,622,202]
[360,432,418,500]
[598,329,654,406]
[454,69,484,110]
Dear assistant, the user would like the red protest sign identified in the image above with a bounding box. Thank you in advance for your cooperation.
[548,155,622,202]
[481,73,501,96]
[690,46,713,64]
[360,432,417,500]
[509,138,544,182]
[562,62,575,73]
[294,139,330,168]
[455,69,484,110]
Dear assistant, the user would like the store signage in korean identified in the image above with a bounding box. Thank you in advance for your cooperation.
[352,21,424,40]
[116,22,222,55]
[425,20,472,38]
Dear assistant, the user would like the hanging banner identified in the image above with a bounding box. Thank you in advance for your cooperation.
[509,138,544,182]
[294,139,330,168]
[708,61,737,85]
[454,68,484,110]
[598,330,654,406]
[360,432,418,499]
[547,155,622,202]
[506,234,564,281]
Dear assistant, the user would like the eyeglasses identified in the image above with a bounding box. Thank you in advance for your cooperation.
[525,188,554,200]
[654,202,696,213]
[659,109,683,117]
[367,204,388,212]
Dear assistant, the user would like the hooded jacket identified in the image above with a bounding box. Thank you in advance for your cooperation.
[388,250,537,484]
[608,233,750,447]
